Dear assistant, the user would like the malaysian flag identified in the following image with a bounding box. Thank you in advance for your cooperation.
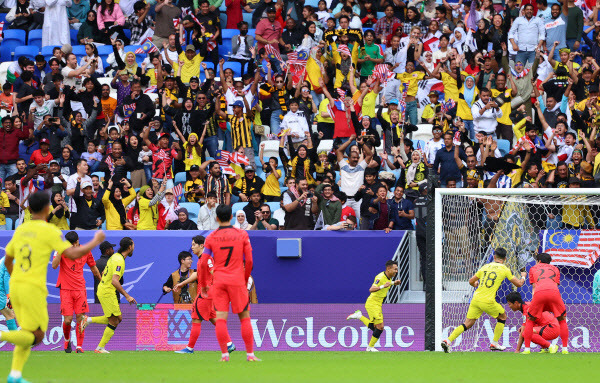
[172,183,183,205]
[440,99,456,114]
[215,150,230,167]
[0,22,4,35]
[542,230,600,268]
[371,64,394,86]
[399,83,409,121]
[265,45,283,64]
[230,152,250,166]
[510,135,537,155]
[135,37,159,54]
[287,50,309,65]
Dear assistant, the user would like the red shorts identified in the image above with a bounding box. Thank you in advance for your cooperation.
[60,289,89,316]
[528,290,566,320]
[536,324,560,341]
[191,296,215,321]
[211,283,250,314]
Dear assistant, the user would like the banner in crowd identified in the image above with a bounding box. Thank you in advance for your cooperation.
[416,79,444,108]
[541,230,600,268]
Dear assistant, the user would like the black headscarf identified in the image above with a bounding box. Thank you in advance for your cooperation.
[109,185,127,225]
[51,192,66,219]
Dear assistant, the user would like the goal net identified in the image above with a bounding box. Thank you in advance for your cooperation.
[434,188,600,352]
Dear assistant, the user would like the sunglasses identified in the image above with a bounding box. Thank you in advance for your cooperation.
[261,210,270,214]
[197,96,206,99]
[275,81,284,84]
[515,63,524,67]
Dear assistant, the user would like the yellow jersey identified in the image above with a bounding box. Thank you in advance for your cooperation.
[490,88,513,126]
[441,72,459,102]
[262,169,282,197]
[0,191,9,225]
[472,262,514,303]
[5,220,71,293]
[396,71,425,97]
[365,271,392,306]
[98,253,126,296]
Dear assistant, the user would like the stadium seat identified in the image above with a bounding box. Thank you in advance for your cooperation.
[377,12,385,19]
[97,45,113,55]
[305,0,319,6]
[220,13,227,30]
[222,29,238,40]
[72,45,86,60]
[223,61,242,77]
[266,202,280,213]
[2,30,26,55]
[70,29,79,45]
[27,29,43,50]
[14,46,39,61]
[178,202,200,221]
[123,29,131,40]
[174,171,187,186]
[497,139,510,156]
[231,202,246,216]
[220,40,233,57]
[0,45,13,62]
[4,218,12,231]
[0,13,6,23]
[242,12,253,26]
[261,140,280,159]
[248,29,256,37]
[317,139,334,155]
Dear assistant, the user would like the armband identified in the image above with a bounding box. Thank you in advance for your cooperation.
[379,285,386,290]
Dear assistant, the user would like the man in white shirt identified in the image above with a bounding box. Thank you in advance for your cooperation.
[336,134,373,223]
[471,88,503,138]
[66,159,91,224]
[508,3,544,66]
[384,35,408,74]
[197,191,219,230]
[280,100,309,144]
[61,53,94,90]
[424,125,445,167]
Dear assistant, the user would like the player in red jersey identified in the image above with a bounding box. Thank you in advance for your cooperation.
[200,205,258,362]
[522,252,568,354]
[52,231,101,353]
[507,292,560,353]
[172,235,236,354]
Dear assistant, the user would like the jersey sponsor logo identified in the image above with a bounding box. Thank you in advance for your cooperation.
[116,266,121,272]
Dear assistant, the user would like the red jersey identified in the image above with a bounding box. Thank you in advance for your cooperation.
[29,149,53,172]
[148,143,177,180]
[529,263,560,292]
[197,253,214,298]
[55,251,96,290]
[522,303,559,328]
[202,226,253,287]
[341,205,356,220]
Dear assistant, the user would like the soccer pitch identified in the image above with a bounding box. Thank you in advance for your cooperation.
[0,351,597,382]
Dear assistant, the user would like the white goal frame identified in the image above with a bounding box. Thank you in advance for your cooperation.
[434,187,600,352]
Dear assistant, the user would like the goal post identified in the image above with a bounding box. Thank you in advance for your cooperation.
[433,188,600,352]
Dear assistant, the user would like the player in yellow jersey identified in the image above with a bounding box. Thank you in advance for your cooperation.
[441,248,526,353]
[346,261,401,352]
[81,237,137,353]
[2,191,105,383]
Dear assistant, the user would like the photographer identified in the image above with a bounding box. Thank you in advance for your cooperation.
[162,251,197,304]
[243,190,263,226]
[33,114,69,159]
[283,177,317,230]
[471,87,503,138]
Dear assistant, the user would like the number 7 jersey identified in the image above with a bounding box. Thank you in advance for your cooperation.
[202,226,253,287]
[472,262,514,303]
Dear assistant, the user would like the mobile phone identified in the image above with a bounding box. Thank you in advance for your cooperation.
[110,32,119,40]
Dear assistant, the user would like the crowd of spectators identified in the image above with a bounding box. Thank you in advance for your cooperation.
[0,0,599,234]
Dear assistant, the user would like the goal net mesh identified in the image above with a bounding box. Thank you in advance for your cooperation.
[440,192,600,352]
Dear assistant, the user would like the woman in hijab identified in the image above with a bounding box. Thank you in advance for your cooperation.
[457,75,479,139]
[234,210,249,230]
[102,178,136,230]
[402,150,427,201]
[135,181,166,230]
[474,19,491,53]
[300,21,321,51]
[107,38,126,72]
[48,192,70,230]
[167,208,198,230]
[279,132,318,185]
[157,188,179,230]
[6,0,34,31]
[451,27,468,55]
[77,10,102,44]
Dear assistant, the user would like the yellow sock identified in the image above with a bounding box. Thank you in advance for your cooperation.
[0,330,35,347]
[493,322,505,343]
[368,336,378,348]
[11,345,31,374]
[448,324,466,342]
[91,316,109,325]
[98,326,115,349]
[359,316,370,326]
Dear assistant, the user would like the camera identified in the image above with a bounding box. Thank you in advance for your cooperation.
[307,192,313,198]
[493,96,506,107]
[179,285,191,303]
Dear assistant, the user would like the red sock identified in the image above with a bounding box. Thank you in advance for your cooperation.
[215,318,229,353]
[523,320,534,348]
[531,333,550,348]
[76,321,84,348]
[240,317,254,353]
[559,320,569,347]
[63,321,72,342]
[187,322,201,349]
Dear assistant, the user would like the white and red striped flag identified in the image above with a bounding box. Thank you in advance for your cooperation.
[215,150,231,168]
[172,183,183,206]
[265,45,283,64]
[229,152,250,166]
[542,230,600,268]
[509,135,537,155]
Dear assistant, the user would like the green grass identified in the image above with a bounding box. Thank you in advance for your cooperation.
[0,351,597,383]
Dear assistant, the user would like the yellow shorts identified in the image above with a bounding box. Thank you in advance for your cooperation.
[365,303,383,325]
[10,282,48,332]
[466,299,505,320]
[98,293,121,318]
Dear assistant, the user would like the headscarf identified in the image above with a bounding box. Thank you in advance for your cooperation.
[234,210,249,229]
[338,44,352,76]
[161,190,178,222]
[171,207,197,230]
[452,27,467,54]
[463,76,476,107]
[85,10,100,34]
[124,52,138,76]
[51,192,66,219]
[16,0,30,15]
[406,150,423,186]
[109,186,127,225]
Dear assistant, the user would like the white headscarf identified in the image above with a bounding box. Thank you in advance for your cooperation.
[234,210,249,230]
[161,192,178,222]
[451,27,467,55]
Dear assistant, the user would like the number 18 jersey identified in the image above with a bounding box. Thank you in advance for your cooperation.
[473,262,514,303]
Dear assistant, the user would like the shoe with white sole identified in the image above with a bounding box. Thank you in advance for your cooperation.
[94,348,110,354]
[489,342,506,351]
[441,340,451,353]
[346,310,362,320]
[549,345,559,354]
[366,347,379,352]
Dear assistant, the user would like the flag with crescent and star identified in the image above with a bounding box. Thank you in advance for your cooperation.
[542,230,600,268]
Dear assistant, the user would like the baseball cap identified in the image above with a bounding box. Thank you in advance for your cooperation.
[165,188,173,195]
[185,45,196,52]
[99,241,116,254]
[431,125,442,132]
[266,5,276,12]
[40,138,50,145]
[245,165,255,172]
[189,164,200,171]
[165,75,175,81]
[61,43,72,55]
[569,177,581,185]
[428,90,439,97]
[580,161,593,174]
[189,76,199,83]
[49,159,59,165]
[81,180,93,189]
[419,184,428,193]
[232,100,244,108]
[388,99,399,105]
[159,132,169,140]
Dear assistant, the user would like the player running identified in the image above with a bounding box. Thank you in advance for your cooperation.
[81,237,137,354]
[0,256,17,332]
[507,291,559,353]
[346,260,401,352]
[1,191,105,383]
[521,252,569,354]
[52,231,101,353]
[200,205,258,362]
[441,248,526,353]
[173,235,236,354]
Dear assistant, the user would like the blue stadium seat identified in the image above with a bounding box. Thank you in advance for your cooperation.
[305,0,319,6]
[220,13,227,30]
[2,30,26,55]
[4,218,12,231]
[72,45,86,60]
[497,139,510,156]
[0,45,13,62]
[231,202,246,216]
[174,171,187,186]
[97,45,113,55]
[377,12,385,19]
[0,13,6,23]
[27,29,43,50]
[14,46,39,61]
[178,202,200,221]
[70,29,79,45]
[220,39,233,57]
[266,202,280,213]
[242,12,253,26]
[123,29,131,40]
[41,45,60,62]
[222,29,238,40]
[248,29,255,37]
[223,61,242,77]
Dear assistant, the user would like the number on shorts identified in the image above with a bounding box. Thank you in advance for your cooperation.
[19,244,32,272]
[221,246,234,267]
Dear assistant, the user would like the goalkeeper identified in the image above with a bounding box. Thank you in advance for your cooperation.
[594,269,600,304]
[441,248,526,353]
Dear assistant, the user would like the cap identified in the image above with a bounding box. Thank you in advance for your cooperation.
[361,115,371,120]
[232,100,244,108]
[189,164,200,171]
[266,5,276,12]
[99,241,116,254]
[569,177,581,185]
[189,76,199,83]
[151,116,162,123]
[580,161,593,174]
[185,45,196,52]
[428,90,439,97]
[61,43,72,55]
[118,69,129,76]
[40,138,50,145]
[165,75,175,81]
[159,132,170,140]
[245,165,255,172]
[81,180,93,189]
[165,188,174,194]
[388,99,399,105]
[419,183,428,193]
[49,159,59,165]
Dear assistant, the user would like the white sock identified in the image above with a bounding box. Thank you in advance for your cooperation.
[247,352,255,357]
[524,347,530,352]
[186,346,193,351]
[562,346,568,350]
[87,317,92,324]
[9,370,22,379]
[221,352,229,358]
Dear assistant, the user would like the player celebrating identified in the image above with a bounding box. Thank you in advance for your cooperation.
[52,231,102,353]
[441,248,526,353]
[81,237,137,354]
[507,291,559,353]
[521,252,569,354]
[1,191,105,383]
[173,235,236,354]
[346,260,401,352]
[0,256,17,332]
[200,205,258,362]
